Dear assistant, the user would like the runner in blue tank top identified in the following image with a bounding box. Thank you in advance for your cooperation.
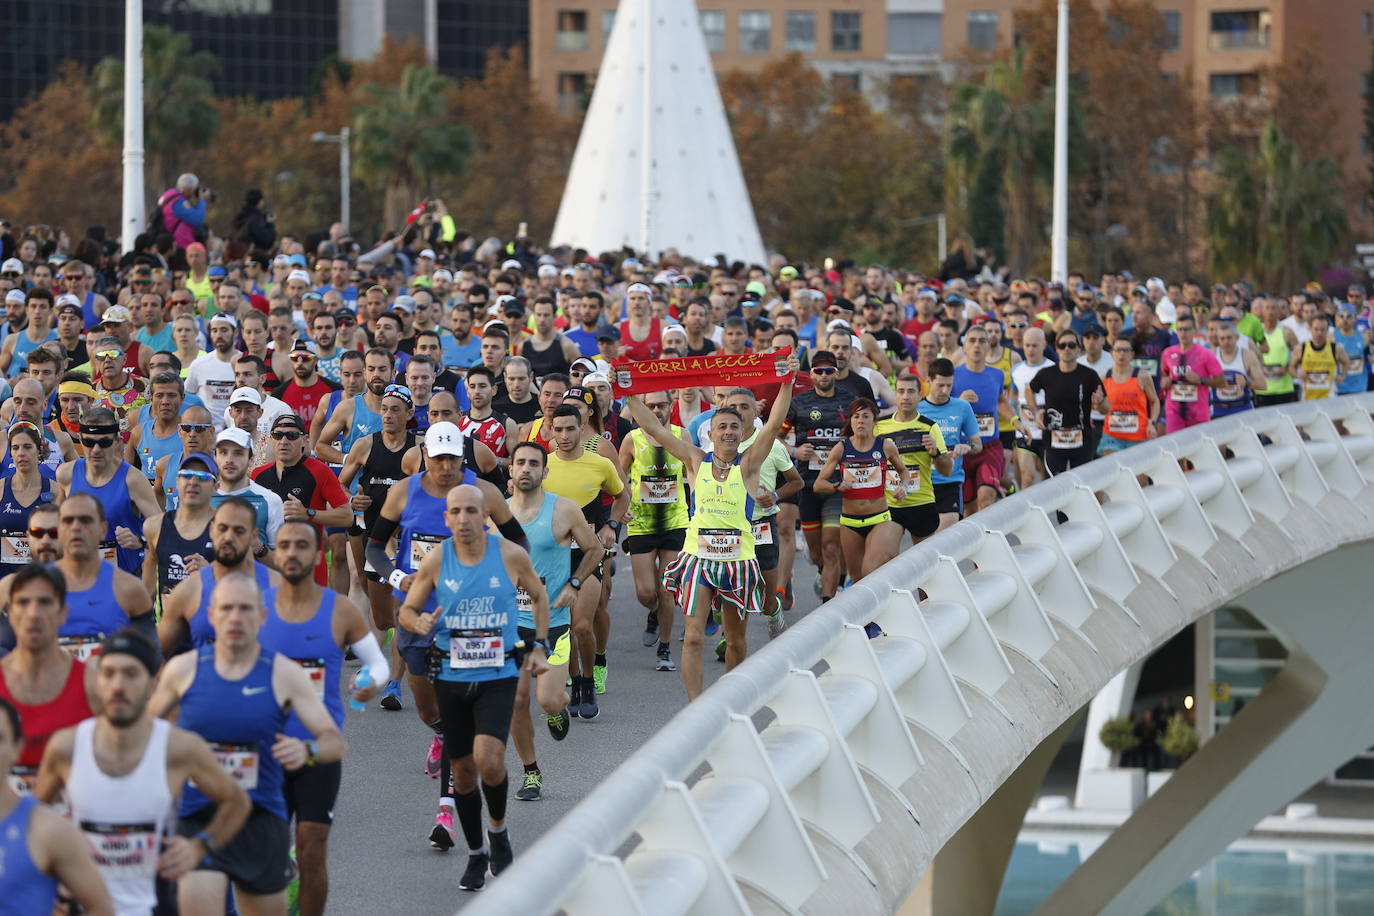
[127,374,185,482]
[151,569,345,911]
[261,520,385,916]
[0,695,113,913]
[0,425,56,579]
[398,484,551,890]
[1334,305,1370,395]
[155,404,215,511]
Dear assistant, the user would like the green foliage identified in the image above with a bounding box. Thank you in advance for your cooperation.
[1160,713,1199,759]
[1099,716,1139,756]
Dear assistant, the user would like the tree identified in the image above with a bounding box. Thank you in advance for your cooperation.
[946,44,1054,276]
[89,25,219,199]
[353,65,474,230]
[1206,121,1348,290]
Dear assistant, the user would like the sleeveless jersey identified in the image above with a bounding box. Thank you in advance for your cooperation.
[1102,372,1151,440]
[1258,325,1294,395]
[135,415,182,483]
[988,347,1018,433]
[521,493,571,629]
[178,650,288,818]
[10,327,56,377]
[161,451,185,510]
[0,797,57,912]
[393,470,474,612]
[1335,328,1368,395]
[0,657,91,777]
[684,455,756,562]
[1211,350,1253,418]
[0,476,54,575]
[70,459,143,575]
[874,415,945,507]
[1300,340,1338,400]
[0,428,61,481]
[341,394,382,457]
[188,564,275,648]
[61,562,130,659]
[68,718,172,914]
[156,513,214,597]
[627,427,689,535]
[260,591,344,739]
[521,336,572,378]
[839,437,888,501]
[360,431,415,531]
[433,534,520,683]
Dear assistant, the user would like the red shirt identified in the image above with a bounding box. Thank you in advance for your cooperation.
[754,371,814,417]
[900,317,937,339]
[252,457,349,585]
[0,657,92,775]
[274,377,341,427]
[618,318,663,361]
[460,411,511,459]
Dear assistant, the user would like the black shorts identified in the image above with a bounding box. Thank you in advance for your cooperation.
[623,528,686,555]
[434,676,520,759]
[401,641,435,678]
[932,482,963,517]
[799,488,843,528]
[569,546,608,581]
[999,430,1016,450]
[891,503,939,539]
[283,760,342,825]
[179,804,292,895]
[778,490,799,506]
[517,623,572,667]
[1019,436,1046,459]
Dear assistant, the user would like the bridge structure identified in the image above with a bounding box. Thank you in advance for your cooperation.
[464,394,1374,916]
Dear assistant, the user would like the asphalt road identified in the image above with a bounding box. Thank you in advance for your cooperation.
[325,539,822,915]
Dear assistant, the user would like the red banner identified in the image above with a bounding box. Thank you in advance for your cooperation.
[611,348,793,397]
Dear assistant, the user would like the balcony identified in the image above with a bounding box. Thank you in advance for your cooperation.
[557,31,589,52]
[1208,29,1268,51]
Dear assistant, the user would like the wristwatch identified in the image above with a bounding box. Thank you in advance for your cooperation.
[306,508,317,519]
[194,830,220,857]
[304,739,320,767]
[568,576,583,591]
[533,638,553,654]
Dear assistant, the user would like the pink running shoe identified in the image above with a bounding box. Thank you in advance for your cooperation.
[425,734,443,778]
[429,808,457,850]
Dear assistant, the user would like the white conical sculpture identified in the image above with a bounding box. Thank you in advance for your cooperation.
[550,0,767,264]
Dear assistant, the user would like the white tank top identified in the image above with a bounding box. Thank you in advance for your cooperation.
[68,718,173,916]
[1216,349,1248,402]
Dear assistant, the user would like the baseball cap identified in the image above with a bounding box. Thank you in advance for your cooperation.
[583,371,610,387]
[538,264,559,278]
[500,258,523,273]
[288,254,308,268]
[228,386,262,407]
[0,258,23,275]
[287,269,311,285]
[55,293,81,308]
[626,282,652,296]
[4,290,24,305]
[215,427,253,450]
[181,452,218,476]
[570,357,598,374]
[745,281,767,298]
[779,266,798,281]
[595,326,620,342]
[208,266,227,279]
[185,242,207,257]
[424,422,464,458]
[418,248,436,260]
[57,302,83,318]
[100,305,132,324]
[271,413,306,433]
[209,313,238,329]
[432,269,453,283]
[290,338,316,355]
[1082,323,1106,338]
[810,350,838,369]
[392,294,417,313]
[272,254,291,267]
[498,295,524,317]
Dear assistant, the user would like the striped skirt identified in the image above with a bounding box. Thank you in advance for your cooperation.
[663,552,765,619]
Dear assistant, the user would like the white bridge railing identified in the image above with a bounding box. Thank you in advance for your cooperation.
[465,394,1374,916]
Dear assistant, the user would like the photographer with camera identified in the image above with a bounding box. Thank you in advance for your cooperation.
[155,173,213,251]
[232,189,276,256]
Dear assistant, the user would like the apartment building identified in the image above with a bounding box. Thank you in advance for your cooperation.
[528,0,945,113]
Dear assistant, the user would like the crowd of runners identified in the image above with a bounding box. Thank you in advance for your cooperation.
[0,179,1366,912]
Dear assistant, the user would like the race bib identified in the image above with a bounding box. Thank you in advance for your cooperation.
[99,539,119,563]
[1050,427,1084,450]
[1171,382,1198,403]
[449,628,505,669]
[697,527,742,560]
[210,741,259,790]
[1108,411,1140,435]
[1132,358,1159,376]
[976,413,996,438]
[1307,371,1331,390]
[638,475,679,504]
[408,535,443,571]
[516,587,533,616]
[80,820,159,877]
[1217,382,1244,402]
[59,634,103,663]
[0,533,29,564]
[1348,358,1364,376]
[807,439,834,472]
[1263,363,1286,379]
[8,765,36,796]
[886,468,914,498]
[292,658,326,698]
[750,520,773,546]
[843,461,880,489]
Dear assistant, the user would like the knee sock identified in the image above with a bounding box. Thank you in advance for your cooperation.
[454,790,484,852]
[482,776,509,826]
[440,753,454,805]
[594,652,607,667]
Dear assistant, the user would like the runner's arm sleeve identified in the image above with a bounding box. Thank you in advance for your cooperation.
[366,515,400,583]
[129,611,160,660]
[496,516,528,550]
[348,632,391,688]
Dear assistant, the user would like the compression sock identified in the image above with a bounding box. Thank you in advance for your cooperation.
[481,776,510,825]
[454,790,484,852]
[524,761,539,774]
[594,653,607,667]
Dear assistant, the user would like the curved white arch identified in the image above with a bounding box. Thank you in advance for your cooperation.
[464,394,1374,916]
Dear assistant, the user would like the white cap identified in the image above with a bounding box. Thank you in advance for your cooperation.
[1147,277,1166,290]
[55,293,81,308]
[583,371,610,387]
[0,258,22,274]
[392,294,416,313]
[626,282,652,295]
[537,264,558,277]
[287,269,311,285]
[424,421,465,458]
[501,258,523,272]
[662,324,687,341]
[215,427,253,450]
[5,290,25,304]
[432,269,453,282]
[419,248,436,260]
[272,254,290,266]
[209,313,238,328]
[228,386,262,406]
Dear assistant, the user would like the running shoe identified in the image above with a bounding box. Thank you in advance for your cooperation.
[642,611,658,647]
[458,851,489,890]
[287,848,299,914]
[545,707,571,741]
[379,680,403,711]
[767,610,787,640]
[781,583,794,611]
[430,809,457,851]
[715,636,727,663]
[593,664,608,695]
[567,680,582,718]
[704,617,720,637]
[813,574,822,596]
[488,829,514,876]
[655,648,677,672]
[516,769,543,801]
[424,734,443,778]
[577,679,600,719]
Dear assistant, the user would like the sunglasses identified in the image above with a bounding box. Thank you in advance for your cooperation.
[289,353,314,362]
[177,469,215,482]
[94,349,123,361]
[171,299,193,306]
[812,367,837,375]
[271,430,304,441]
[180,423,212,433]
[27,527,58,539]
[80,435,116,449]
[130,279,150,286]
[1058,341,1081,350]
[1008,322,1028,329]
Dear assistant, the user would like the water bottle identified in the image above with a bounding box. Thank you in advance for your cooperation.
[348,668,372,711]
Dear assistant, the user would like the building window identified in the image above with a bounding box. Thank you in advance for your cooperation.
[832,72,861,95]
[831,11,861,52]
[740,11,771,51]
[887,12,941,54]
[557,72,589,115]
[1209,71,1260,98]
[700,10,726,53]
[1208,10,1270,51]
[1159,11,1181,51]
[1364,11,1371,34]
[967,11,998,50]
[785,11,816,51]
[602,10,616,47]
[557,10,588,52]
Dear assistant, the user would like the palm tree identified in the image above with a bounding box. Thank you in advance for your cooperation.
[1206,121,1347,290]
[90,25,219,197]
[945,45,1055,276]
[353,65,474,230]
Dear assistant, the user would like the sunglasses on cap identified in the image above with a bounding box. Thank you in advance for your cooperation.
[179,423,212,433]
[176,469,215,482]
[270,430,304,441]
[27,526,58,539]
[811,366,837,375]
[80,435,117,449]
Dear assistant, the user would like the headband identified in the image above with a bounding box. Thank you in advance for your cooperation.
[79,420,120,436]
[59,381,98,399]
[100,630,161,677]
[383,384,414,409]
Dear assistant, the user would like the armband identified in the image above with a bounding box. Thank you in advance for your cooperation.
[388,568,407,589]
[496,516,529,551]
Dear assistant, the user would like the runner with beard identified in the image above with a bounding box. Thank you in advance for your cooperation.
[142,451,216,607]
[785,350,849,602]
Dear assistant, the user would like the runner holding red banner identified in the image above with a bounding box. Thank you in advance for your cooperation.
[610,348,794,397]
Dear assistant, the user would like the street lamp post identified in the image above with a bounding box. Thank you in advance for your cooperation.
[120,0,144,253]
[1050,0,1069,283]
[312,127,351,235]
